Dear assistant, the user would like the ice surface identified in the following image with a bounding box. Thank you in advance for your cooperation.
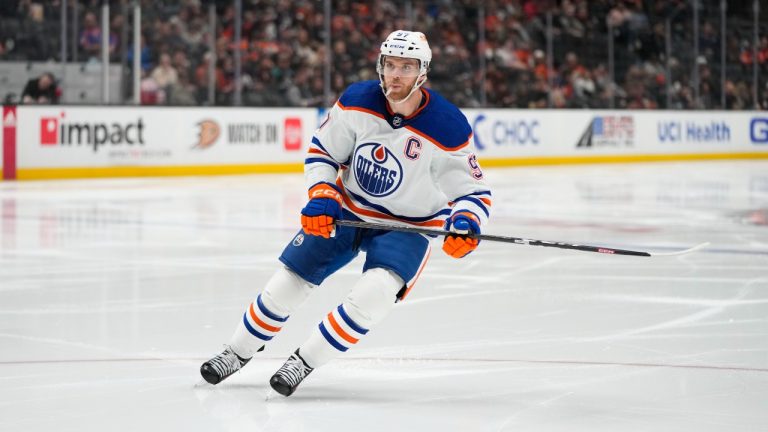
[1,161,767,431]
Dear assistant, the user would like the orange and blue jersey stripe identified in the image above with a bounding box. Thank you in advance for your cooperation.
[453,190,492,218]
[306,137,343,171]
[335,178,449,228]
[337,80,473,152]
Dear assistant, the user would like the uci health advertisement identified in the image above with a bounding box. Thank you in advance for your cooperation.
[462,109,768,159]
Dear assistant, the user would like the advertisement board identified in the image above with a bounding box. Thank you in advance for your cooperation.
[750,116,768,145]
[462,110,768,160]
[2,105,16,179]
[0,108,4,176]
[16,106,316,170]
[2,105,766,180]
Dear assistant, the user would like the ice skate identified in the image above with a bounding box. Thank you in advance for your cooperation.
[200,346,251,385]
[269,349,313,396]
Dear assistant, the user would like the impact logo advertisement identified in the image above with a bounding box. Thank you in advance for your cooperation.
[750,118,768,144]
[39,112,146,151]
[577,116,634,148]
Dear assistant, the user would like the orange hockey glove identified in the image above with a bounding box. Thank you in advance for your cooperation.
[301,182,343,238]
[442,212,481,259]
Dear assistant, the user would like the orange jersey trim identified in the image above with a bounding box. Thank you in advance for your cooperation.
[401,247,431,301]
[384,88,430,119]
[337,100,386,120]
[335,179,445,228]
[404,126,471,152]
[337,96,469,152]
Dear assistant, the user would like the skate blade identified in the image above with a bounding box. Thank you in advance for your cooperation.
[193,379,212,388]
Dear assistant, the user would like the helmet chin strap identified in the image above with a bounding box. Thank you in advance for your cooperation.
[379,75,426,106]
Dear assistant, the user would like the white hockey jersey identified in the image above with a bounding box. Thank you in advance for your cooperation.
[306,80,491,229]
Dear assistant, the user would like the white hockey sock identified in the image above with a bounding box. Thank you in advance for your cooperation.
[229,267,313,358]
[299,268,403,368]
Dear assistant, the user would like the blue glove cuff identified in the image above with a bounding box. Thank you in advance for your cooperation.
[445,212,481,235]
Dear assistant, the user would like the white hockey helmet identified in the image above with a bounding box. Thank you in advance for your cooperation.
[377,30,432,77]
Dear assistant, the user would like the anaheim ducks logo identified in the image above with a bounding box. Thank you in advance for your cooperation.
[193,119,220,149]
[353,143,403,197]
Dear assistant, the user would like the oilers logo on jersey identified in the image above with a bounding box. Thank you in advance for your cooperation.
[353,143,403,197]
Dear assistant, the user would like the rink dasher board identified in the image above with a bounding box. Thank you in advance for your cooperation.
[1,106,767,180]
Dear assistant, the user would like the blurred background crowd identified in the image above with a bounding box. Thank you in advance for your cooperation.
[0,0,766,109]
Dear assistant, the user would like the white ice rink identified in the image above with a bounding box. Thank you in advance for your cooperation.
[1,161,767,431]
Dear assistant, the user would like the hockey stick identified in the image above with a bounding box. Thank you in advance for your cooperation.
[335,219,709,257]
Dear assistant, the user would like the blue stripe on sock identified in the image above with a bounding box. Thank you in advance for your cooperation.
[318,322,348,352]
[336,305,369,335]
[256,294,288,322]
[243,313,273,341]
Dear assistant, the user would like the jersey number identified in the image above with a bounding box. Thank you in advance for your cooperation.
[468,153,483,179]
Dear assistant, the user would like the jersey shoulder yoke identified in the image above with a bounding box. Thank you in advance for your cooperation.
[409,89,472,151]
[338,81,384,114]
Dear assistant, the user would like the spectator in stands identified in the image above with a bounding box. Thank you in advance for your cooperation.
[193,52,219,103]
[126,35,152,72]
[21,72,59,104]
[759,36,768,68]
[1,0,763,109]
[140,71,161,105]
[80,11,117,61]
[168,70,197,106]
[150,52,179,93]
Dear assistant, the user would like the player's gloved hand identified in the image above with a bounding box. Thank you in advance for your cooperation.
[301,182,343,238]
[442,212,480,258]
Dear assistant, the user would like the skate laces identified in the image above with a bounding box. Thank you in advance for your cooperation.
[276,352,312,387]
[207,347,244,378]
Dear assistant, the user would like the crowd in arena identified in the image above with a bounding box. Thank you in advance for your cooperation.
[1,0,766,109]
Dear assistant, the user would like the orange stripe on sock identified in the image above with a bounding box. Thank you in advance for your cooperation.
[327,312,359,344]
[249,303,281,333]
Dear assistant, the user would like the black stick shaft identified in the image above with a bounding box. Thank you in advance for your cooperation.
[335,219,651,257]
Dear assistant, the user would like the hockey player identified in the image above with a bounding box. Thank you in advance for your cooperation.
[200,30,492,397]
